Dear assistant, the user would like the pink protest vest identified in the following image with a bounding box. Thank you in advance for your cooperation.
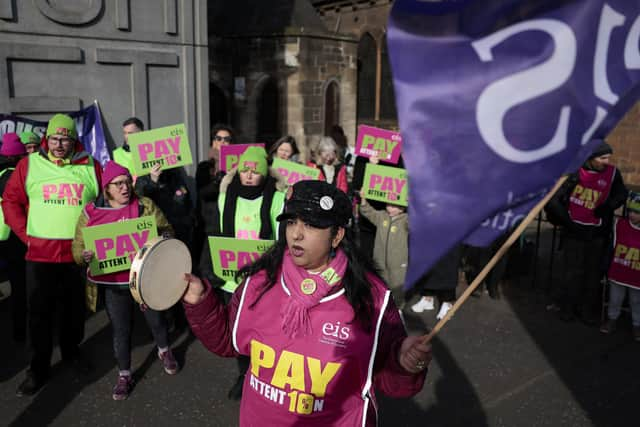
[232,270,391,427]
[568,165,615,226]
[84,198,139,285]
[608,217,640,289]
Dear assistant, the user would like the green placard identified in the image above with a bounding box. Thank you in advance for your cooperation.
[82,216,158,275]
[272,158,320,185]
[128,123,193,176]
[362,163,409,206]
[208,237,275,282]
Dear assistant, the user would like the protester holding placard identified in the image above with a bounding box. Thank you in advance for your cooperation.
[72,161,178,400]
[2,114,102,397]
[199,145,286,401]
[359,189,408,307]
[267,135,299,163]
[183,180,430,426]
[195,124,237,264]
[0,133,28,342]
[307,136,348,193]
[352,152,405,259]
[133,129,194,252]
[113,117,143,177]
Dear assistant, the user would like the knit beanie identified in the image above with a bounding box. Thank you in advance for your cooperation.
[1,132,27,156]
[588,141,612,159]
[19,131,40,145]
[237,146,268,176]
[46,114,77,140]
[627,191,640,214]
[102,161,131,190]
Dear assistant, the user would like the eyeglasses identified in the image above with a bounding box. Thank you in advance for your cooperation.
[214,135,232,143]
[48,136,73,145]
[109,179,131,188]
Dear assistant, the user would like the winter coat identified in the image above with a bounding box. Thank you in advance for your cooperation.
[1,142,102,263]
[359,203,408,291]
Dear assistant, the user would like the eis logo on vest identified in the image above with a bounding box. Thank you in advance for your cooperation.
[43,183,85,206]
[320,321,350,348]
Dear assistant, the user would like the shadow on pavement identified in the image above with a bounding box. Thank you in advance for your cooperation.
[379,313,489,427]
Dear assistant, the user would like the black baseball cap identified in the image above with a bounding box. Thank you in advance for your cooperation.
[276,180,352,228]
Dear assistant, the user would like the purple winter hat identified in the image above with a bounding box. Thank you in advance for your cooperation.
[1,133,27,156]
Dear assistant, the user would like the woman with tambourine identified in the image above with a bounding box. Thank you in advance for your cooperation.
[72,161,179,401]
[183,180,431,426]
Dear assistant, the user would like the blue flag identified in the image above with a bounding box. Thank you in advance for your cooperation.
[0,102,110,166]
[387,0,640,287]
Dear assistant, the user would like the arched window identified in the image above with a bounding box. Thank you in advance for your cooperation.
[256,77,280,146]
[209,83,229,127]
[380,34,397,122]
[324,81,340,135]
[357,33,376,122]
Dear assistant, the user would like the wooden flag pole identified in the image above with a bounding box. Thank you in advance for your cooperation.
[421,175,568,344]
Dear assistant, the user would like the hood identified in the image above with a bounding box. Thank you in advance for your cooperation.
[220,166,288,194]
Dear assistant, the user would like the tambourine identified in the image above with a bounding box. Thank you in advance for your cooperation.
[129,236,191,310]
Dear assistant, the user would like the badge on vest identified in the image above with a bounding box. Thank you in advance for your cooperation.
[300,278,317,295]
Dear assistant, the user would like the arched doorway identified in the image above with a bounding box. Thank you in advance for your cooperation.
[357,33,376,123]
[380,34,397,122]
[324,81,340,135]
[255,77,280,146]
[209,83,229,128]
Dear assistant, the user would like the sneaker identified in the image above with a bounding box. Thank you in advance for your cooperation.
[158,349,179,375]
[16,371,46,397]
[411,297,435,313]
[112,375,133,401]
[436,302,453,320]
[633,326,640,342]
[228,374,245,401]
[599,319,617,334]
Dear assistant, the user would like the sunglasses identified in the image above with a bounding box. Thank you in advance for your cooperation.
[214,135,232,143]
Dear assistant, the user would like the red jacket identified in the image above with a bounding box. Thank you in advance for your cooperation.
[307,161,349,194]
[2,141,102,263]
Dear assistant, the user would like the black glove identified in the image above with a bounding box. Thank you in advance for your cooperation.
[594,204,608,218]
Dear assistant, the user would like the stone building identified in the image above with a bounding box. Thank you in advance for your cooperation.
[1,0,639,184]
[0,0,209,174]
[207,0,397,160]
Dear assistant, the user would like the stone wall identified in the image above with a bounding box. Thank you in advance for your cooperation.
[608,103,640,187]
[0,0,209,174]
[209,32,357,162]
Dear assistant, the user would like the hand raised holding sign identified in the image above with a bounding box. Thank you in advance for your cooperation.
[82,249,94,264]
[150,163,163,183]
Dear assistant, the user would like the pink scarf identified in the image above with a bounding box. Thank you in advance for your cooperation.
[280,248,348,338]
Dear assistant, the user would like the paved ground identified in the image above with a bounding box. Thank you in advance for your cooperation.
[1,227,639,426]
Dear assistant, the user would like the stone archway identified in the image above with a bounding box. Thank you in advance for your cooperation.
[324,80,340,135]
[357,32,376,123]
[255,77,280,146]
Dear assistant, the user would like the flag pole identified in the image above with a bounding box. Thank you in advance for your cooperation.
[421,175,568,344]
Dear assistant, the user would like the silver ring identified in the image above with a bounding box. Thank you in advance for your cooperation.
[415,360,426,370]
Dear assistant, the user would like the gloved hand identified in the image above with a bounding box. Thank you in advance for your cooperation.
[594,204,608,218]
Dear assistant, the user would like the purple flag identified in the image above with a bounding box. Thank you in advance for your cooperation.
[0,102,110,166]
[387,0,640,287]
